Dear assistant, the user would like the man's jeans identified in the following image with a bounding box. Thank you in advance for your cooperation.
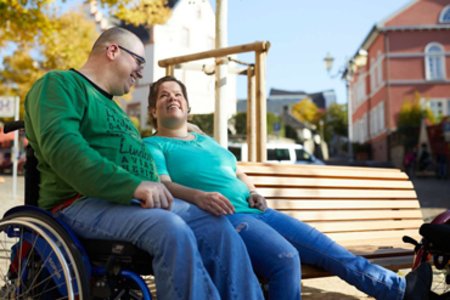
[58,198,264,300]
[227,208,406,300]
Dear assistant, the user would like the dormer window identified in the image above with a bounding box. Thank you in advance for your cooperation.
[439,5,450,23]
[425,43,446,80]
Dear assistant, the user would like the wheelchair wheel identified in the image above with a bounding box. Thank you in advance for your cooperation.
[0,210,90,299]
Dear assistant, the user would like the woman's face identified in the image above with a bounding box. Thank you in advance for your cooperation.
[151,81,189,129]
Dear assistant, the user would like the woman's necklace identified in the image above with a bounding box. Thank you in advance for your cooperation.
[155,131,193,140]
[173,134,191,139]
[168,133,192,140]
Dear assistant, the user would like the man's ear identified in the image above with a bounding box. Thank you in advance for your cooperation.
[106,44,119,61]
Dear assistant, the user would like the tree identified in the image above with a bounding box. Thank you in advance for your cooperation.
[0,0,173,46]
[291,98,322,125]
[39,12,98,71]
[396,91,436,149]
[0,12,97,118]
[231,112,282,136]
[397,91,435,129]
[323,103,347,143]
[0,1,175,119]
[0,0,53,46]
[189,113,214,136]
[111,0,172,27]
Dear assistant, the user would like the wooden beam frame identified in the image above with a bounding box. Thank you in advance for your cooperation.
[158,41,270,162]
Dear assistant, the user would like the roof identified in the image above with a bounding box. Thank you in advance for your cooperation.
[348,0,450,70]
[269,88,306,96]
[117,0,181,44]
[377,0,419,27]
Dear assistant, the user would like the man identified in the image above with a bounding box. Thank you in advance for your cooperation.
[24,27,263,300]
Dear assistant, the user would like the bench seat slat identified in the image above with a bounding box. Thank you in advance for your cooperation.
[345,245,414,257]
[327,229,420,243]
[305,219,424,233]
[302,255,414,278]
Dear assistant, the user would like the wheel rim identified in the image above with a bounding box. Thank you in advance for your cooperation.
[0,218,75,299]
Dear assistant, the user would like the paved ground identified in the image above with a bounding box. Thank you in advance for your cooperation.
[0,175,448,299]
[301,176,449,299]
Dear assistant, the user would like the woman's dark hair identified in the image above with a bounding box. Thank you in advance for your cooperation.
[147,76,189,128]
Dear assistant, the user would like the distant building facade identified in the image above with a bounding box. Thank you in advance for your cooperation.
[348,0,450,161]
[236,88,336,115]
[88,0,237,130]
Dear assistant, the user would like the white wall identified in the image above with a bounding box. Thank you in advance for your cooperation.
[127,0,237,129]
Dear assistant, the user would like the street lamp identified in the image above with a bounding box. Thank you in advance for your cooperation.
[323,50,367,161]
[323,52,335,75]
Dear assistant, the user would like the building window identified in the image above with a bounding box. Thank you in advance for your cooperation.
[180,27,190,48]
[370,58,375,93]
[354,75,366,107]
[354,113,368,143]
[424,43,446,80]
[439,5,450,23]
[376,54,383,87]
[369,53,383,94]
[427,99,450,118]
[369,101,385,138]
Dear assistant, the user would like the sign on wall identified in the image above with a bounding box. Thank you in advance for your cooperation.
[0,96,17,118]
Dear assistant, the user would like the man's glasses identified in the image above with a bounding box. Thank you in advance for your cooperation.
[117,45,146,67]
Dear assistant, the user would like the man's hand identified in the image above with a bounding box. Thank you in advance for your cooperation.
[194,191,235,216]
[133,181,173,209]
[248,192,267,211]
[187,122,204,135]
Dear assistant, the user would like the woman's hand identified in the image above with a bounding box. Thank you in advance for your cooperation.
[194,191,235,216]
[187,122,204,135]
[248,191,267,211]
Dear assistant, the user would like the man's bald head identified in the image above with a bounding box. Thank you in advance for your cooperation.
[79,26,145,96]
[91,27,142,55]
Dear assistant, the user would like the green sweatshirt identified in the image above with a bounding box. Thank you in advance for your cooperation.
[24,69,159,210]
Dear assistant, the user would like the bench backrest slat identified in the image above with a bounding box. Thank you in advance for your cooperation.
[258,188,417,199]
[238,162,422,266]
[266,199,420,209]
[250,177,414,189]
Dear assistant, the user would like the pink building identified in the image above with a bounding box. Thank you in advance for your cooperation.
[348,0,450,162]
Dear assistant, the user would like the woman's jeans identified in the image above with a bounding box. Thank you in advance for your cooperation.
[227,208,406,300]
[58,198,264,300]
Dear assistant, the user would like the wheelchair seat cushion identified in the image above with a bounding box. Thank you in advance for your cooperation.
[81,238,154,275]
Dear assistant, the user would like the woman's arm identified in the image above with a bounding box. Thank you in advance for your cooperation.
[236,167,268,211]
[159,175,235,216]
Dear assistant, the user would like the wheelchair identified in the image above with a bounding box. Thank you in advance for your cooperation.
[0,121,155,299]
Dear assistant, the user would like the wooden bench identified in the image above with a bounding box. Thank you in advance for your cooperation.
[238,162,423,278]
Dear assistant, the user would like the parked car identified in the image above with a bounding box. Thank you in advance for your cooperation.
[228,143,325,165]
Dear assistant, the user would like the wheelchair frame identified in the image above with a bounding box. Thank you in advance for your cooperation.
[0,121,154,299]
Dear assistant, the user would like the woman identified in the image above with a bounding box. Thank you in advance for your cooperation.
[143,76,431,300]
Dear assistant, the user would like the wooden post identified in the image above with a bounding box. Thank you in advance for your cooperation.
[158,41,270,162]
[165,65,174,76]
[255,50,267,162]
[246,66,256,162]
[158,42,270,68]
[214,0,228,146]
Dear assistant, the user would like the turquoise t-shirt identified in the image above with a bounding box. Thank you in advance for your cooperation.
[143,133,261,214]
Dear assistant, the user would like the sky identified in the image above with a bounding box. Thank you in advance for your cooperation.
[2,0,413,105]
[224,0,413,103]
